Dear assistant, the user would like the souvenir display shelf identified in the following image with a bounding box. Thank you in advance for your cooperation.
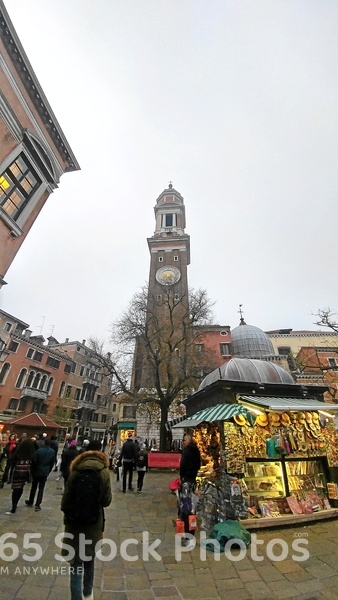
[285,458,327,494]
[244,461,286,496]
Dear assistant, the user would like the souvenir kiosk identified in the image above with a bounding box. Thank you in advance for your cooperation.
[176,358,338,529]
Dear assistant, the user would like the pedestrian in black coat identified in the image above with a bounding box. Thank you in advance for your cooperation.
[60,440,79,483]
[179,434,201,484]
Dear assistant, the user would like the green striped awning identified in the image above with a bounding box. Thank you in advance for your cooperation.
[165,416,187,431]
[172,404,248,428]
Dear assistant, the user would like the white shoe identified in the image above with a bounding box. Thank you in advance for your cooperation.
[82,593,93,600]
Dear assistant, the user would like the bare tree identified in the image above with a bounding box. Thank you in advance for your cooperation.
[313,307,338,332]
[90,286,218,450]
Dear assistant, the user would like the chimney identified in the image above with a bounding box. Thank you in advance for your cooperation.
[82,339,86,345]
[65,338,69,343]
[24,329,32,339]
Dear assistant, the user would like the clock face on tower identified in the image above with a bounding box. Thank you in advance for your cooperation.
[155,266,181,286]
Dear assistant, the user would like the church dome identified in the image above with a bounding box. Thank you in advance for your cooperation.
[231,321,275,358]
[198,357,294,390]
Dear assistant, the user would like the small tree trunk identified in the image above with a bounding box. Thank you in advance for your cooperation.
[159,403,169,452]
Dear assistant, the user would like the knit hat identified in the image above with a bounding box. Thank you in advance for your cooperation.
[69,440,77,447]
[87,440,101,451]
[83,439,90,446]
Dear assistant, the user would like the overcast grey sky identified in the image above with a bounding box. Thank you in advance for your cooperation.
[1,0,338,344]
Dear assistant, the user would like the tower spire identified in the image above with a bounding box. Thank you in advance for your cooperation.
[238,304,246,325]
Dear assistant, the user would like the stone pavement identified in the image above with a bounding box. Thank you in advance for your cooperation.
[1,470,338,600]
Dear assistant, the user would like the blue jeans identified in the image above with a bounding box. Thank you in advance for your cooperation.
[70,557,94,600]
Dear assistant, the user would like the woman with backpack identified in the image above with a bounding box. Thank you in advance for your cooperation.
[136,442,148,494]
[61,442,112,600]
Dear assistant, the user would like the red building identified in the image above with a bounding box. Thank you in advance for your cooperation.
[0,309,73,421]
[0,1,79,287]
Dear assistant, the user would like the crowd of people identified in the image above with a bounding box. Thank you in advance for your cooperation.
[0,428,201,599]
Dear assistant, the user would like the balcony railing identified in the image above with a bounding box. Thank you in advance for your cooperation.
[82,376,99,386]
[21,387,47,401]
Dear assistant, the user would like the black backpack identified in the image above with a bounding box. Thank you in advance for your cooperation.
[136,451,146,468]
[64,468,102,526]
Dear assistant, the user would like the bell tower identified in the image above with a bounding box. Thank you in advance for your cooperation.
[147,183,190,305]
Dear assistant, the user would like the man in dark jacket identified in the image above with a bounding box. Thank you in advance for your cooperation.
[121,435,137,492]
[60,440,79,483]
[25,438,55,511]
[178,434,201,547]
[179,434,201,484]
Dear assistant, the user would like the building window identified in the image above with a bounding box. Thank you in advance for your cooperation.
[64,364,71,374]
[26,371,35,387]
[0,154,41,221]
[47,377,54,394]
[174,255,179,261]
[59,381,66,397]
[9,398,18,410]
[8,340,19,353]
[162,213,176,228]
[46,356,60,369]
[19,398,27,411]
[80,366,84,376]
[92,413,98,422]
[33,372,41,389]
[0,362,10,384]
[220,343,231,356]
[328,358,338,370]
[74,388,81,401]
[39,374,47,390]
[112,403,116,412]
[278,346,291,356]
[101,414,107,423]
[159,256,163,262]
[65,385,72,398]
[3,322,12,332]
[15,368,27,388]
[26,348,43,361]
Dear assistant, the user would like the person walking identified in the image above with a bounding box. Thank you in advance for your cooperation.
[1,433,17,487]
[178,434,201,548]
[121,434,137,493]
[5,438,35,514]
[78,439,90,454]
[61,444,112,600]
[60,440,78,484]
[136,442,148,494]
[25,438,55,511]
[49,435,59,471]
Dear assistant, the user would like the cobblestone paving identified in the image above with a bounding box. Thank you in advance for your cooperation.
[1,470,338,599]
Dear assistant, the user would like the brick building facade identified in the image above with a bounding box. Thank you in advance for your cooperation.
[0,1,79,287]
